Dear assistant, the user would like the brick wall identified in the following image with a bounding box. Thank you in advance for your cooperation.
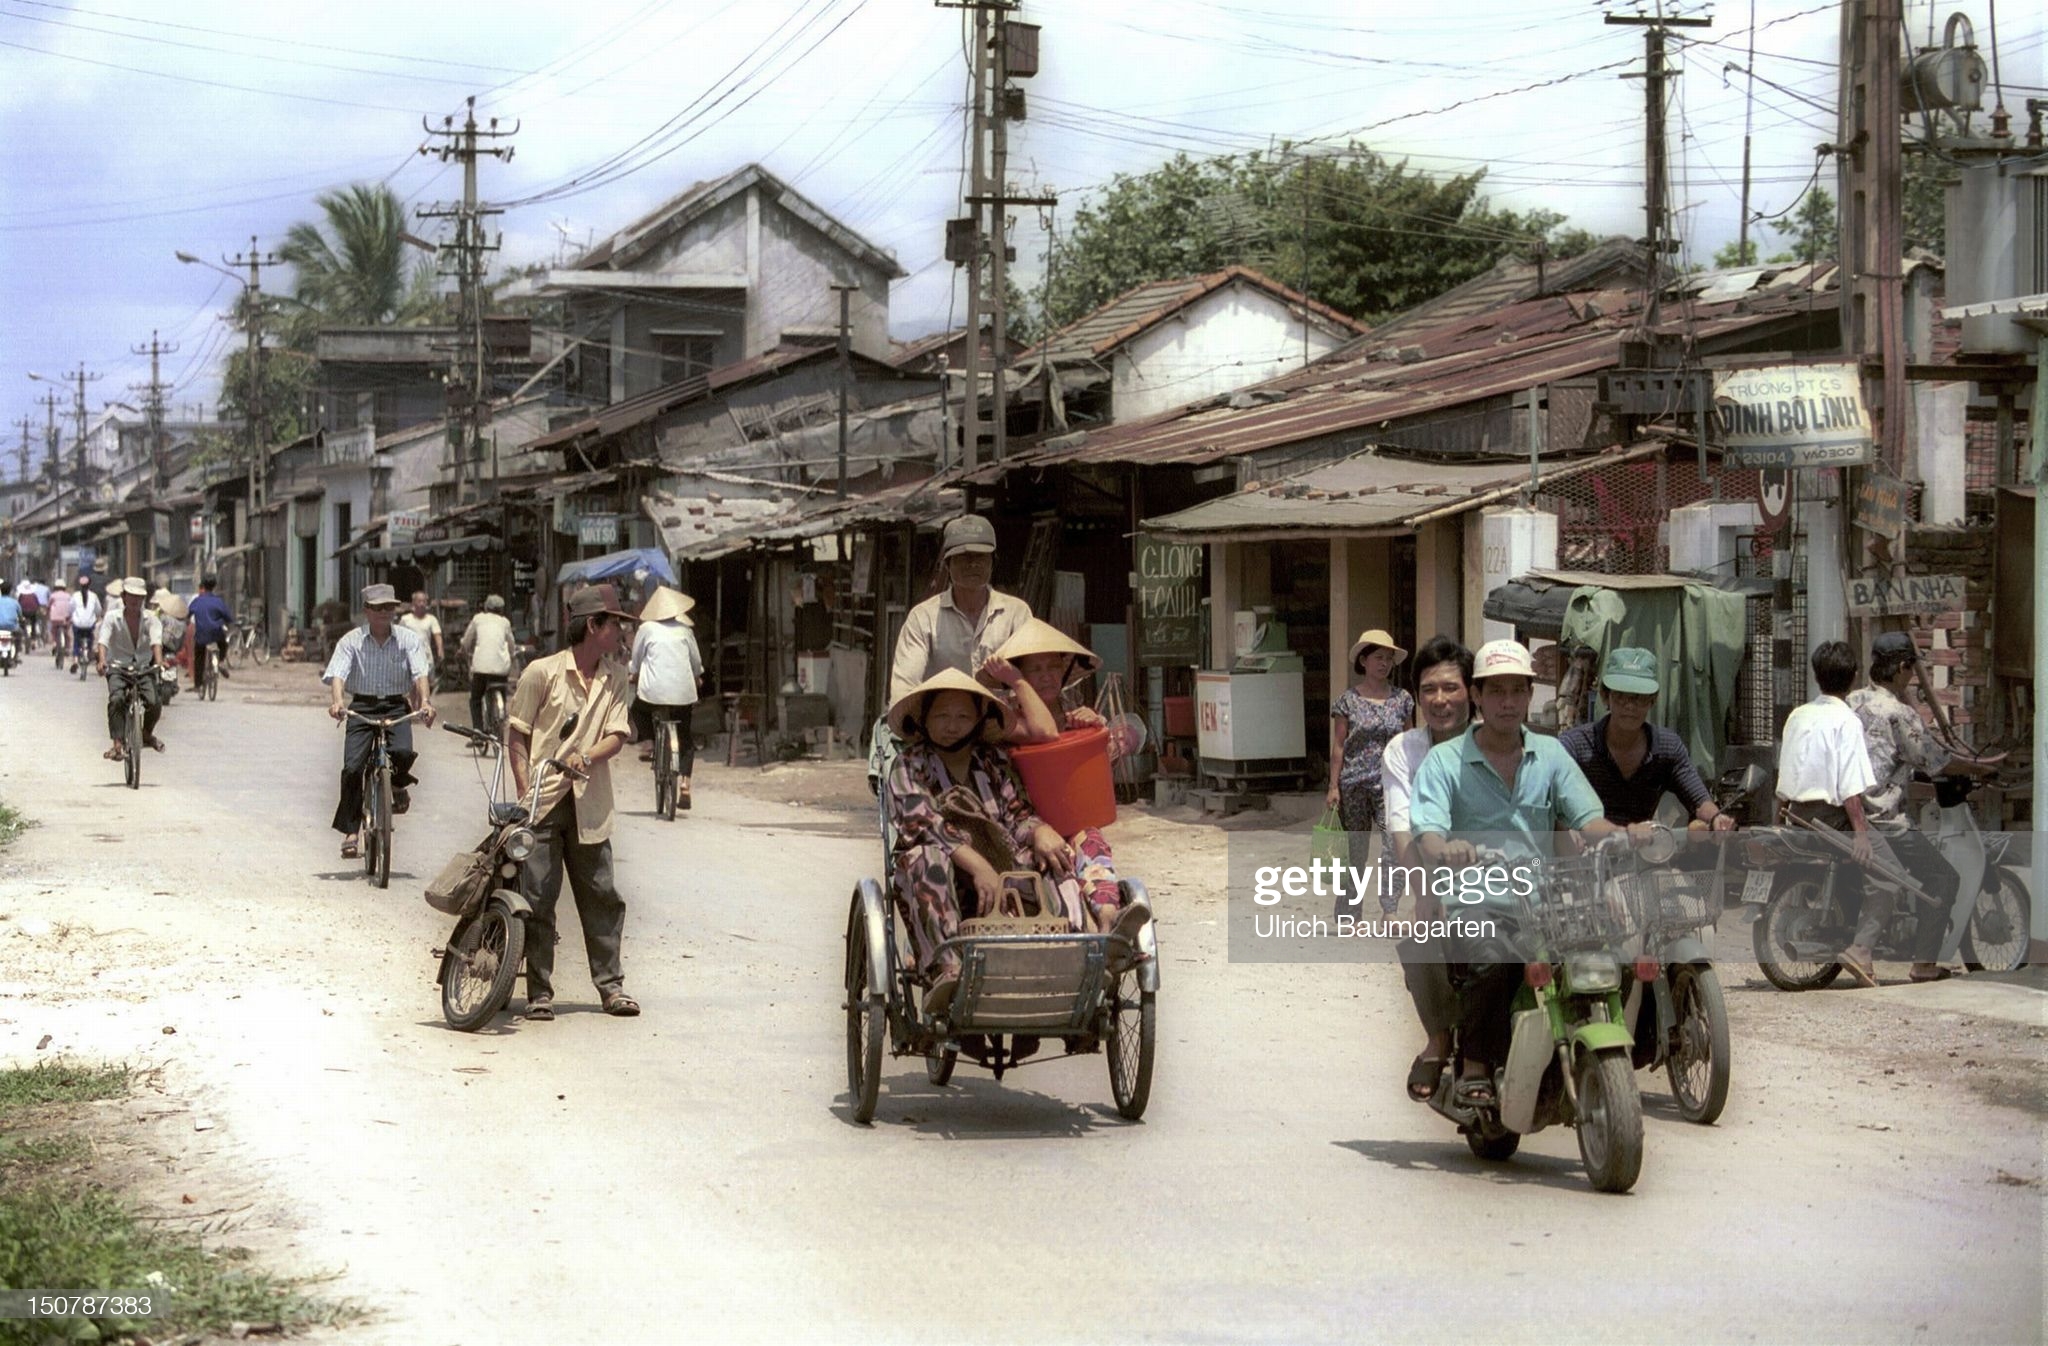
[1901,522,1995,733]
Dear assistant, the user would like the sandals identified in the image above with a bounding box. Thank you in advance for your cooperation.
[601,990,640,1017]
[340,836,360,859]
[1407,1055,1447,1103]
[1839,947,1880,988]
[103,745,125,762]
[146,736,167,754]
[1910,966,1955,984]
[923,974,959,1017]
[525,997,556,1021]
[1453,1075,1497,1108]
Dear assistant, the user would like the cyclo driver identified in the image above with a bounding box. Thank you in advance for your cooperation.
[1408,639,1622,1109]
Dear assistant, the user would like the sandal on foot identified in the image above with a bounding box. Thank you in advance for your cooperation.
[340,837,360,859]
[1453,1075,1497,1108]
[1909,966,1955,983]
[146,736,167,753]
[1407,1055,1447,1102]
[524,998,555,1021]
[923,975,959,1017]
[601,990,640,1017]
[103,745,125,761]
[1840,949,1879,988]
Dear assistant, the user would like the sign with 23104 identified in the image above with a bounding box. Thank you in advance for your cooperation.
[1134,534,1204,666]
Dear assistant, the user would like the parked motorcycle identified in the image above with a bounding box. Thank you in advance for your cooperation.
[427,712,579,1031]
[1748,774,2028,988]
[1423,829,1672,1194]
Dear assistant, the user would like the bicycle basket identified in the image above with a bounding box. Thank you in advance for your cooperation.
[1624,868,1723,933]
[1527,850,1646,950]
[425,849,494,916]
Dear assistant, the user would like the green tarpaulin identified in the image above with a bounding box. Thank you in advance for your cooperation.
[1559,582,1749,778]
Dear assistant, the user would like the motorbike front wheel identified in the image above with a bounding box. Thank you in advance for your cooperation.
[1962,870,2030,973]
[1667,965,1731,1125]
[441,902,526,1031]
[1574,1051,1643,1194]
[1754,877,1844,991]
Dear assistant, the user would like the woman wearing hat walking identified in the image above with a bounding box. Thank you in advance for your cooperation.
[1327,629,1414,914]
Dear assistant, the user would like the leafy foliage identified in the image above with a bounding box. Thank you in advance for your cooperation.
[1030,145,1593,332]
[275,183,442,349]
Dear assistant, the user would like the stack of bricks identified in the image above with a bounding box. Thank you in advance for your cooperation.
[1900,523,1995,734]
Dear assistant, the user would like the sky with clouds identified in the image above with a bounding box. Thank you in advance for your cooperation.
[1,0,2041,453]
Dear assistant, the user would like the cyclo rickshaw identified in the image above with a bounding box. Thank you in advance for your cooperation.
[843,743,1161,1125]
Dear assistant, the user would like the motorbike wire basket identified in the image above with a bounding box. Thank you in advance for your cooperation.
[1524,849,1648,952]
[1625,869,1724,934]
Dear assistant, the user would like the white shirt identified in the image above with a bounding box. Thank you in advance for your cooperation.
[71,590,102,630]
[1774,694,1876,806]
[460,612,517,677]
[1380,725,1446,835]
[630,619,703,706]
[398,611,442,658]
[95,608,162,666]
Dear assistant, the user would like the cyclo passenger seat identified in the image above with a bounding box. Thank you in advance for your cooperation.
[489,802,530,827]
[958,871,1074,937]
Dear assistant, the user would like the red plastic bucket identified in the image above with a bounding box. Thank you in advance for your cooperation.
[1010,725,1117,837]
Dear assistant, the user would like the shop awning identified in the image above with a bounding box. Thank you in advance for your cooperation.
[363,535,499,564]
[556,546,677,588]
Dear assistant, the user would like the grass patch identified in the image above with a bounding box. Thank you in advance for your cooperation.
[0,799,28,847]
[0,1063,358,1343]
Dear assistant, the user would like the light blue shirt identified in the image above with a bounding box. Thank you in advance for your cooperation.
[1409,722,1606,860]
[0,595,19,630]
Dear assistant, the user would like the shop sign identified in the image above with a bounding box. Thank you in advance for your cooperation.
[577,513,619,547]
[1711,363,1873,467]
[1845,573,1966,617]
[1134,533,1205,665]
[1853,469,1908,538]
[387,510,426,545]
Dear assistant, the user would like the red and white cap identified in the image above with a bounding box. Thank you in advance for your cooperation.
[1473,638,1536,681]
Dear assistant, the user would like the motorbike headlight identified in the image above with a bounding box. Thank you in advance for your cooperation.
[504,828,535,862]
[1561,951,1622,993]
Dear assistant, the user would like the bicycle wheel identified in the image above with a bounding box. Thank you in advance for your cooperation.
[124,699,142,790]
[371,765,393,889]
[654,721,675,820]
[486,688,506,742]
[204,651,218,702]
[441,902,527,1031]
[252,630,270,665]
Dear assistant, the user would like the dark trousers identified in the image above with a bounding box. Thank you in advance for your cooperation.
[520,796,626,1001]
[192,635,229,688]
[1448,913,1527,1068]
[1399,939,1457,1041]
[105,672,162,741]
[1885,826,1961,960]
[1784,800,1910,950]
[644,702,696,777]
[468,673,509,731]
[331,695,418,834]
[71,626,92,662]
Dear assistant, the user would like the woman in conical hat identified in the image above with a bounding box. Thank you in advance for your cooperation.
[883,668,1076,1016]
[980,621,1144,939]
[627,587,703,800]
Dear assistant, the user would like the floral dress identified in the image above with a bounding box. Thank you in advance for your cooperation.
[885,740,1053,979]
[1330,685,1413,912]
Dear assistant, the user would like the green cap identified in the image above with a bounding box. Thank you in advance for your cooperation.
[1600,646,1661,696]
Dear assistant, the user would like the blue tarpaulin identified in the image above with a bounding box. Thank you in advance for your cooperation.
[556,547,677,589]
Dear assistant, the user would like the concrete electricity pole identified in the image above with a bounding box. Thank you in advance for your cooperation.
[1606,5,1712,329]
[12,416,31,484]
[35,391,61,487]
[224,236,283,614]
[421,96,516,503]
[831,280,860,499]
[131,330,179,496]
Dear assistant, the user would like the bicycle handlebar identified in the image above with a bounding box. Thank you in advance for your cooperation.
[344,708,426,729]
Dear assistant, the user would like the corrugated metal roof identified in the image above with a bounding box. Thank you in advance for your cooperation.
[1041,265,1368,367]
[974,257,1840,478]
[1138,442,1668,540]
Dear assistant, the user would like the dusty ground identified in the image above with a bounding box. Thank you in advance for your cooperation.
[1,652,2043,1345]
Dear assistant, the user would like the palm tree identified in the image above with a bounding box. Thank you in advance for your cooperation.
[276,183,440,346]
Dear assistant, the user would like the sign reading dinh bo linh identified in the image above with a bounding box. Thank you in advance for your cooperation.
[1710,362,1874,468]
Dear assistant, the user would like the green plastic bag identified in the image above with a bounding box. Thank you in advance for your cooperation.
[1311,805,1355,918]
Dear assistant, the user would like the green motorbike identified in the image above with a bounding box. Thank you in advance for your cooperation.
[1425,830,1672,1194]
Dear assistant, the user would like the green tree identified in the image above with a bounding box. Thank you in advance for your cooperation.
[275,183,441,348]
[1713,238,1760,269]
[1037,145,1593,331]
[1902,151,1947,256]
[1771,186,1836,265]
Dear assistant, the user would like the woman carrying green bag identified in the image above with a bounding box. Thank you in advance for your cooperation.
[1326,628,1412,916]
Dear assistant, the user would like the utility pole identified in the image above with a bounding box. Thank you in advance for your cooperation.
[12,416,32,484]
[130,330,178,497]
[226,235,283,619]
[831,280,860,499]
[35,391,61,489]
[940,2,1048,469]
[421,95,517,504]
[1607,5,1712,331]
[60,363,104,495]
[1836,0,1907,476]
[1737,0,1757,264]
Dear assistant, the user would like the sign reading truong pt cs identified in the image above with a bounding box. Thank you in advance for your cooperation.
[1711,362,1873,468]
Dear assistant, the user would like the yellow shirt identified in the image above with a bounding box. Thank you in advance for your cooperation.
[508,648,633,844]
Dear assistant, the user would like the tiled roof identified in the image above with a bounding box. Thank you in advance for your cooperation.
[1040,265,1368,368]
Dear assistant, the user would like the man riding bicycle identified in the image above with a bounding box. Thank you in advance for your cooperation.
[324,583,435,860]
[459,593,516,733]
[187,574,234,692]
[69,574,102,675]
[95,577,166,760]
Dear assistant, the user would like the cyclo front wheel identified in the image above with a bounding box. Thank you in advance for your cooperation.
[1667,965,1731,1125]
[124,698,142,789]
[1574,1050,1644,1194]
[442,900,526,1031]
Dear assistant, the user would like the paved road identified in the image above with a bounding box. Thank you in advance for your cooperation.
[1,660,2042,1344]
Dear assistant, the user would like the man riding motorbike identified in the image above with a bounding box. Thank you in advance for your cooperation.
[1846,631,2003,983]
[1408,639,1621,1108]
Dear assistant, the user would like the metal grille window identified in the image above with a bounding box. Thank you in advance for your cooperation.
[1540,457,1762,575]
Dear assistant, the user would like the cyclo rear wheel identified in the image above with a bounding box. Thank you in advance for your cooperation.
[845,894,884,1124]
[1105,964,1156,1120]
[442,900,526,1031]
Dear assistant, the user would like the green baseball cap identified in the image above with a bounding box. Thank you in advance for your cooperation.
[1600,647,1661,696]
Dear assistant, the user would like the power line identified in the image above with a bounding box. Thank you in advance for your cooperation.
[0,35,432,114]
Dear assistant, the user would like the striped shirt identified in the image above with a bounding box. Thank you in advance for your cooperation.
[323,624,430,697]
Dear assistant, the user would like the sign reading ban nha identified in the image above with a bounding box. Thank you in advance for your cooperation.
[1846,573,1967,617]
